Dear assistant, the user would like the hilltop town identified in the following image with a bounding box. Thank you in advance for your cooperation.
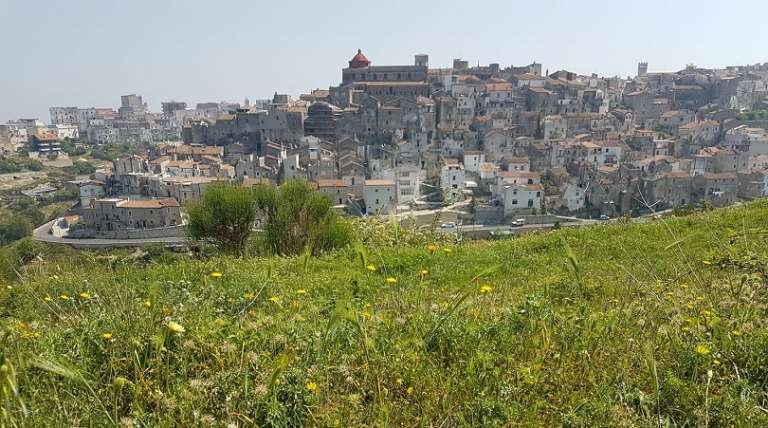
[3,52,768,243]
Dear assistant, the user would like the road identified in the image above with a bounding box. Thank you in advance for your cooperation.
[33,220,186,249]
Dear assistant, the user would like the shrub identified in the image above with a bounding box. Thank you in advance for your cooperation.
[254,179,352,256]
[0,216,33,245]
[187,183,257,255]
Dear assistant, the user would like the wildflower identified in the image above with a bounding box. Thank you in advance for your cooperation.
[731,330,742,337]
[79,292,91,300]
[210,272,223,278]
[296,289,307,295]
[695,343,710,355]
[305,381,317,392]
[480,285,493,294]
[43,295,53,302]
[59,294,70,301]
[680,283,689,289]
[443,247,453,254]
[167,321,185,335]
[702,260,712,266]
[406,386,414,395]
[386,277,398,285]
[427,244,438,253]
[419,268,429,278]
[713,359,721,366]
[366,264,376,272]
[268,296,281,304]
[143,300,152,309]
[102,332,114,341]
[396,378,403,385]
[244,292,255,300]
[361,311,372,319]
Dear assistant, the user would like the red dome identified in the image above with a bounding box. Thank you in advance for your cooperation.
[349,49,371,68]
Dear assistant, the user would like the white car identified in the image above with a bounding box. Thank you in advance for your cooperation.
[440,222,457,229]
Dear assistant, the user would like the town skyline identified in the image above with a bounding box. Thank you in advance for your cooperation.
[3,0,768,122]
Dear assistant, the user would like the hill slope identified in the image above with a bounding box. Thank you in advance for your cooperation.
[2,202,768,426]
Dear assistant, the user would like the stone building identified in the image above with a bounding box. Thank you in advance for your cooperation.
[84,198,182,232]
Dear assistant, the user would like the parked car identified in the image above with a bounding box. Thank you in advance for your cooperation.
[510,218,526,227]
[440,222,457,229]
[599,215,611,221]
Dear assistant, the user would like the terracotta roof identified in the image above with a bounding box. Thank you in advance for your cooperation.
[514,73,543,81]
[365,179,395,186]
[117,198,180,209]
[317,179,348,188]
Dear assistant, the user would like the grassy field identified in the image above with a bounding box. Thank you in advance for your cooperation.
[2,202,768,426]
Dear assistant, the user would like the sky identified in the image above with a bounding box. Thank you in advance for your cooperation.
[2,0,767,123]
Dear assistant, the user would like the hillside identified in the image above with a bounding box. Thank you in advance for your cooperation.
[2,202,768,426]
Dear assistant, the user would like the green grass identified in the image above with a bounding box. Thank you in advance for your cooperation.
[2,202,768,426]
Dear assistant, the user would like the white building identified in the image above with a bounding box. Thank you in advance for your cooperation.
[51,124,79,140]
[502,184,543,216]
[560,183,585,212]
[463,151,485,173]
[364,179,396,215]
[440,161,466,195]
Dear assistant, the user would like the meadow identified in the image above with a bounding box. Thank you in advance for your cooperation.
[2,201,768,427]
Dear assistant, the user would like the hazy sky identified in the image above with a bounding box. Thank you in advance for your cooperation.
[2,0,767,122]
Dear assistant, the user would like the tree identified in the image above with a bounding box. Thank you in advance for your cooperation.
[254,179,352,256]
[187,183,257,255]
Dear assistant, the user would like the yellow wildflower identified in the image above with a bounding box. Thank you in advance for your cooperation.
[680,283,689,289]
[695,344,710,355]
[102,332,113,341]
[167,321,185,334]
[366,264,376,272]
[386,277,398,285]
[296,289,307,295]
[305,381,317,392]
[406,386,414,395]
[268,296,281,304]
[59,294,70,301]
[443,247,453,254]
[427,244,438,253]
[419,268,429,278]
[396,378,403,385]
[79,292,91,300]
[143,300,152,309]
[244,292,255,300]
[731,330,742,337]
[43,295,53,302]
[480,285,493,294]
[713,359,721,366]
[702,260,712,265]
[210,272,223,278]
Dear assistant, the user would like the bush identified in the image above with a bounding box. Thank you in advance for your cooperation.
[63,160,97,176]
[254,179,353,256]
[0,216,33,245]
[187,183,257,255]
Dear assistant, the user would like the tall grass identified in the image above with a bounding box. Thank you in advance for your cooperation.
[0,201,767,426]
